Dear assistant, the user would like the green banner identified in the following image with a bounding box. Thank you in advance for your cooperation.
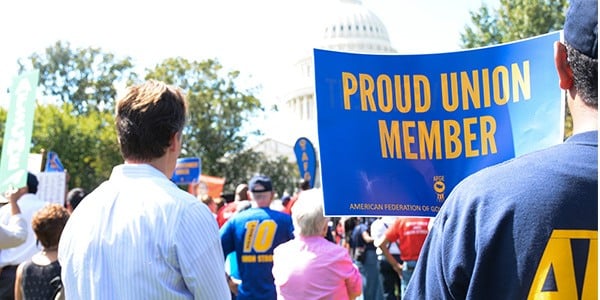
[0,70,40,193]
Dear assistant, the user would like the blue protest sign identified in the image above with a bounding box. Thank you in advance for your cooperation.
[171,157,201,185]
[45,151,65,172]
[294,137,317,188]
[314,32,563,217]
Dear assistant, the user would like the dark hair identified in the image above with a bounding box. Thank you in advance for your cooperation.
[27,172,38,194]
[344,217,359,245]
[115,80,188,161]
[66,187,86,211]
[31,204,70,249]
[299,178,310,191]
[221,193,235,204]
[566,43,598,108]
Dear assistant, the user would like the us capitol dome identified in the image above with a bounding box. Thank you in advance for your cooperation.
[280,0,396,146]
[267,0,396,187]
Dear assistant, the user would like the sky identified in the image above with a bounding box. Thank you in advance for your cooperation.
[0,0,496,144]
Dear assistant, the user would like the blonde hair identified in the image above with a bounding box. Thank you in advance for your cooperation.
[291,189,329,237]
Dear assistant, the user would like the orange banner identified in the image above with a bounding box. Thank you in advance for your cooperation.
[188,174,226,199]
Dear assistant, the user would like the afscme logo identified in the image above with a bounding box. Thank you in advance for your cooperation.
[528,230,597,300]
[433,175,445,201]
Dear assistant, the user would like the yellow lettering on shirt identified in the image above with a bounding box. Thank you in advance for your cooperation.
[528,230,597,300]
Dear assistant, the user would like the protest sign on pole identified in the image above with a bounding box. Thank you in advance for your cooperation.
[294,137,317,188]
[0,70,40,193]
[171,157,202,185]
[314,32,563,217]
[189,174,226,198]
[37,172,67,205]
[45,151,65,172]
[28,153,43,173]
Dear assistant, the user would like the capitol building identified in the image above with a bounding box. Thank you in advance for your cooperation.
[251,0,397,185]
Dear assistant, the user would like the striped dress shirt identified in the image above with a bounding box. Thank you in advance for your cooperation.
[58,164,230,299]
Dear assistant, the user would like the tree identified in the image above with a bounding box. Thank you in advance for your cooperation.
[144,58,300,195]
[218,149,263,194]
[461,0,567,48]
[220,149,299,197]
[5,46,299,194]
[145,57,277,189]
[18,41,137,115]
[0,109,5,149]
[255,154,299,197]
[30,104,121,190]
[461,0,572,137]
[10,40,134,190]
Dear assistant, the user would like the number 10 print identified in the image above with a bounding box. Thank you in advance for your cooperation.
[243,220,278,253]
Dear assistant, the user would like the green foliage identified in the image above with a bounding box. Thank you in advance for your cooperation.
[0,110,5,147]
[145,57,285,189]
[219,149,262,192]
[19,41,138,115]
[255,155,300,197]
[29,104,121,190]
[461,0,572,137]
[220,149,299,197]
[461,0,567,48]
[4,43,299,194]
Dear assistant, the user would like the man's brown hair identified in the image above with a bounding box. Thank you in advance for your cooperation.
[115,80,188,161]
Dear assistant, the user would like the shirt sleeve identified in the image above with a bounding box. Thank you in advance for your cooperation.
[371,220,386,246]
[339,253,362,296]
[404,194,472,299]
[384,219,401,243]
[176,202,231,299]
[219,219,235,258]
[0,214,27,249]
[286,217,295,240]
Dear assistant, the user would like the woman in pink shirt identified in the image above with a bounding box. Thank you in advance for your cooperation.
[272,189,362,299]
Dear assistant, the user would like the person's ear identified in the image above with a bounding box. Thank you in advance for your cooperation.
[554,41,574,90]
[168,132,180,152]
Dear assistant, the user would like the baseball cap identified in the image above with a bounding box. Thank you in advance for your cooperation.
[248,175,273,193]
[564,0,598,59]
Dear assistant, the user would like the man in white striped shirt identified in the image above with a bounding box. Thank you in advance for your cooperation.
[58,80,231,299]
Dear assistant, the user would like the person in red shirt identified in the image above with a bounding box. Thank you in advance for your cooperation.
[376,217,430,297]
[282,179,310,215]
[279,195,292,215]
[216,183,250,228]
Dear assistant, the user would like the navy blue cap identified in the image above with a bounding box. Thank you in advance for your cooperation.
[564,0,598,59]
[249,175,272,192]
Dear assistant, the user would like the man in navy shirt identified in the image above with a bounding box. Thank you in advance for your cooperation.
[406,1,598,299]
[220,175,294,300]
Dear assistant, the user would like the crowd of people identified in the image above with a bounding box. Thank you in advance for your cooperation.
[0,173,82,300]
[0,1,596,298]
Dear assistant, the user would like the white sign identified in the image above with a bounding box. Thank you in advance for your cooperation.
[36,172,66,205]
